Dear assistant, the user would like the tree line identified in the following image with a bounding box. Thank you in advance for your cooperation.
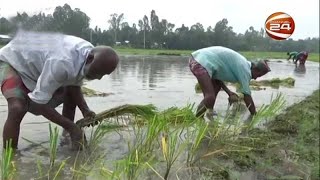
[0,3,319,53]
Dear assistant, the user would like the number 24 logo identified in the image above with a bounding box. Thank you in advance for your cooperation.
[270,23,291,31]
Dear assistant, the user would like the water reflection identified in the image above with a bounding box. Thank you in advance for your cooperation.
[83,57,320,116]
[294,64,306,77]
[110,56,190,90]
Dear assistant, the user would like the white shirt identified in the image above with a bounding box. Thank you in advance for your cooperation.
[0,30,93,104]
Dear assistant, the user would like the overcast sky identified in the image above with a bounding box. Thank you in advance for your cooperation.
[0,0,319,40]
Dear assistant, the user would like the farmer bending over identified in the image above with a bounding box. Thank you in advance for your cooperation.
[294,51,308,65]
[287,51,298,62]
[0,30,119,150]
[189,46,270,121]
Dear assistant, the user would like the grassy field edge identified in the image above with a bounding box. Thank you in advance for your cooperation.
[0,44,318,62]
[114,47,319,62]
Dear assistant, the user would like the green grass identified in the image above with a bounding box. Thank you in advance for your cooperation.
[114,47,320,62]
[114,48,191,56]
[1,44,318,62]
[225,90,319,179]
[0,140,16,180]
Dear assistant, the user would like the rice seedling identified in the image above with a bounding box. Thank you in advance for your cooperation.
[159,104,197,125]
[1,140,16,180]
[247,93,285,130]
[76,104,157,128]
[120,105,196,179]
[48,124,59,168]
[36,159,44,178]
[19,92,293,179]
[69,123,113,179]
[74,150,107,179]
[161,129,188,180]
[119,147,148,180]
[104,111,171,179]
[118,120,161,179]
[87,123,116,148]
[52,159,67,180]
[186,120,209,166]
[179,93,286,172]
[70,150,87,179]
[142,115,166,152]
[99,163,122,180]
[145,162,165,179]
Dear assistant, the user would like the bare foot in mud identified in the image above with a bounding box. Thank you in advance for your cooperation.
[69,126,87,151]
[60,129,71,147]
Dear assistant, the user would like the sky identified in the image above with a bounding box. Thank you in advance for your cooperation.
[0,0,319,40]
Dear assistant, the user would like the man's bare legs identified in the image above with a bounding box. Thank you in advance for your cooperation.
[196,79,222,117]
[3,98,27,149]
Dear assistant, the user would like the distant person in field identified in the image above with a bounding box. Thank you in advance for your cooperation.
[189,46,271,121]
[294,51,309,65]
[0,30,119,150]
[287,51,298,62]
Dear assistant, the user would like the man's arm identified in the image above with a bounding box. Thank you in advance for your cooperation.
[217,80,233,96]
[216,80,240,105]
[243,94,256,115]
[29,100,85,149]
[66,86,94,117]
[238,72,256,115]
[29,100,78,132]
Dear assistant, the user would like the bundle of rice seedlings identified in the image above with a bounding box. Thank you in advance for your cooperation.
[81,87,112,97]
[76,104,157,128]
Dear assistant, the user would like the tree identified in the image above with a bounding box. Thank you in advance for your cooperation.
[244,26,260,51]
[52,4,90,38]
[10,12,29,30]
[1,6,318,53]
[213,18,236,47]
[150,10,160,45]
[138,15,150,48]
[118,22,138,45]
[0,17,13,34]
[158,19,175,48]
[189,23,206,49]
[108,13,124,44]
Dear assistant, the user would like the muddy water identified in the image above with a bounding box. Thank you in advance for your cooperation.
[0,56,319,179]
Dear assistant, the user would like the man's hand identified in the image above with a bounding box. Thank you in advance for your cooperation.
[217,81,239,104]
[228,92,240,105]
[204,109,218,123]
[29,100,87,150]
[82,109,96,119]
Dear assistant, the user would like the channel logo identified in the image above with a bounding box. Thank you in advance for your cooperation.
[265,12,295,40]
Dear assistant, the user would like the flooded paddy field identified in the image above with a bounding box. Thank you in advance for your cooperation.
[0,56,319,180]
